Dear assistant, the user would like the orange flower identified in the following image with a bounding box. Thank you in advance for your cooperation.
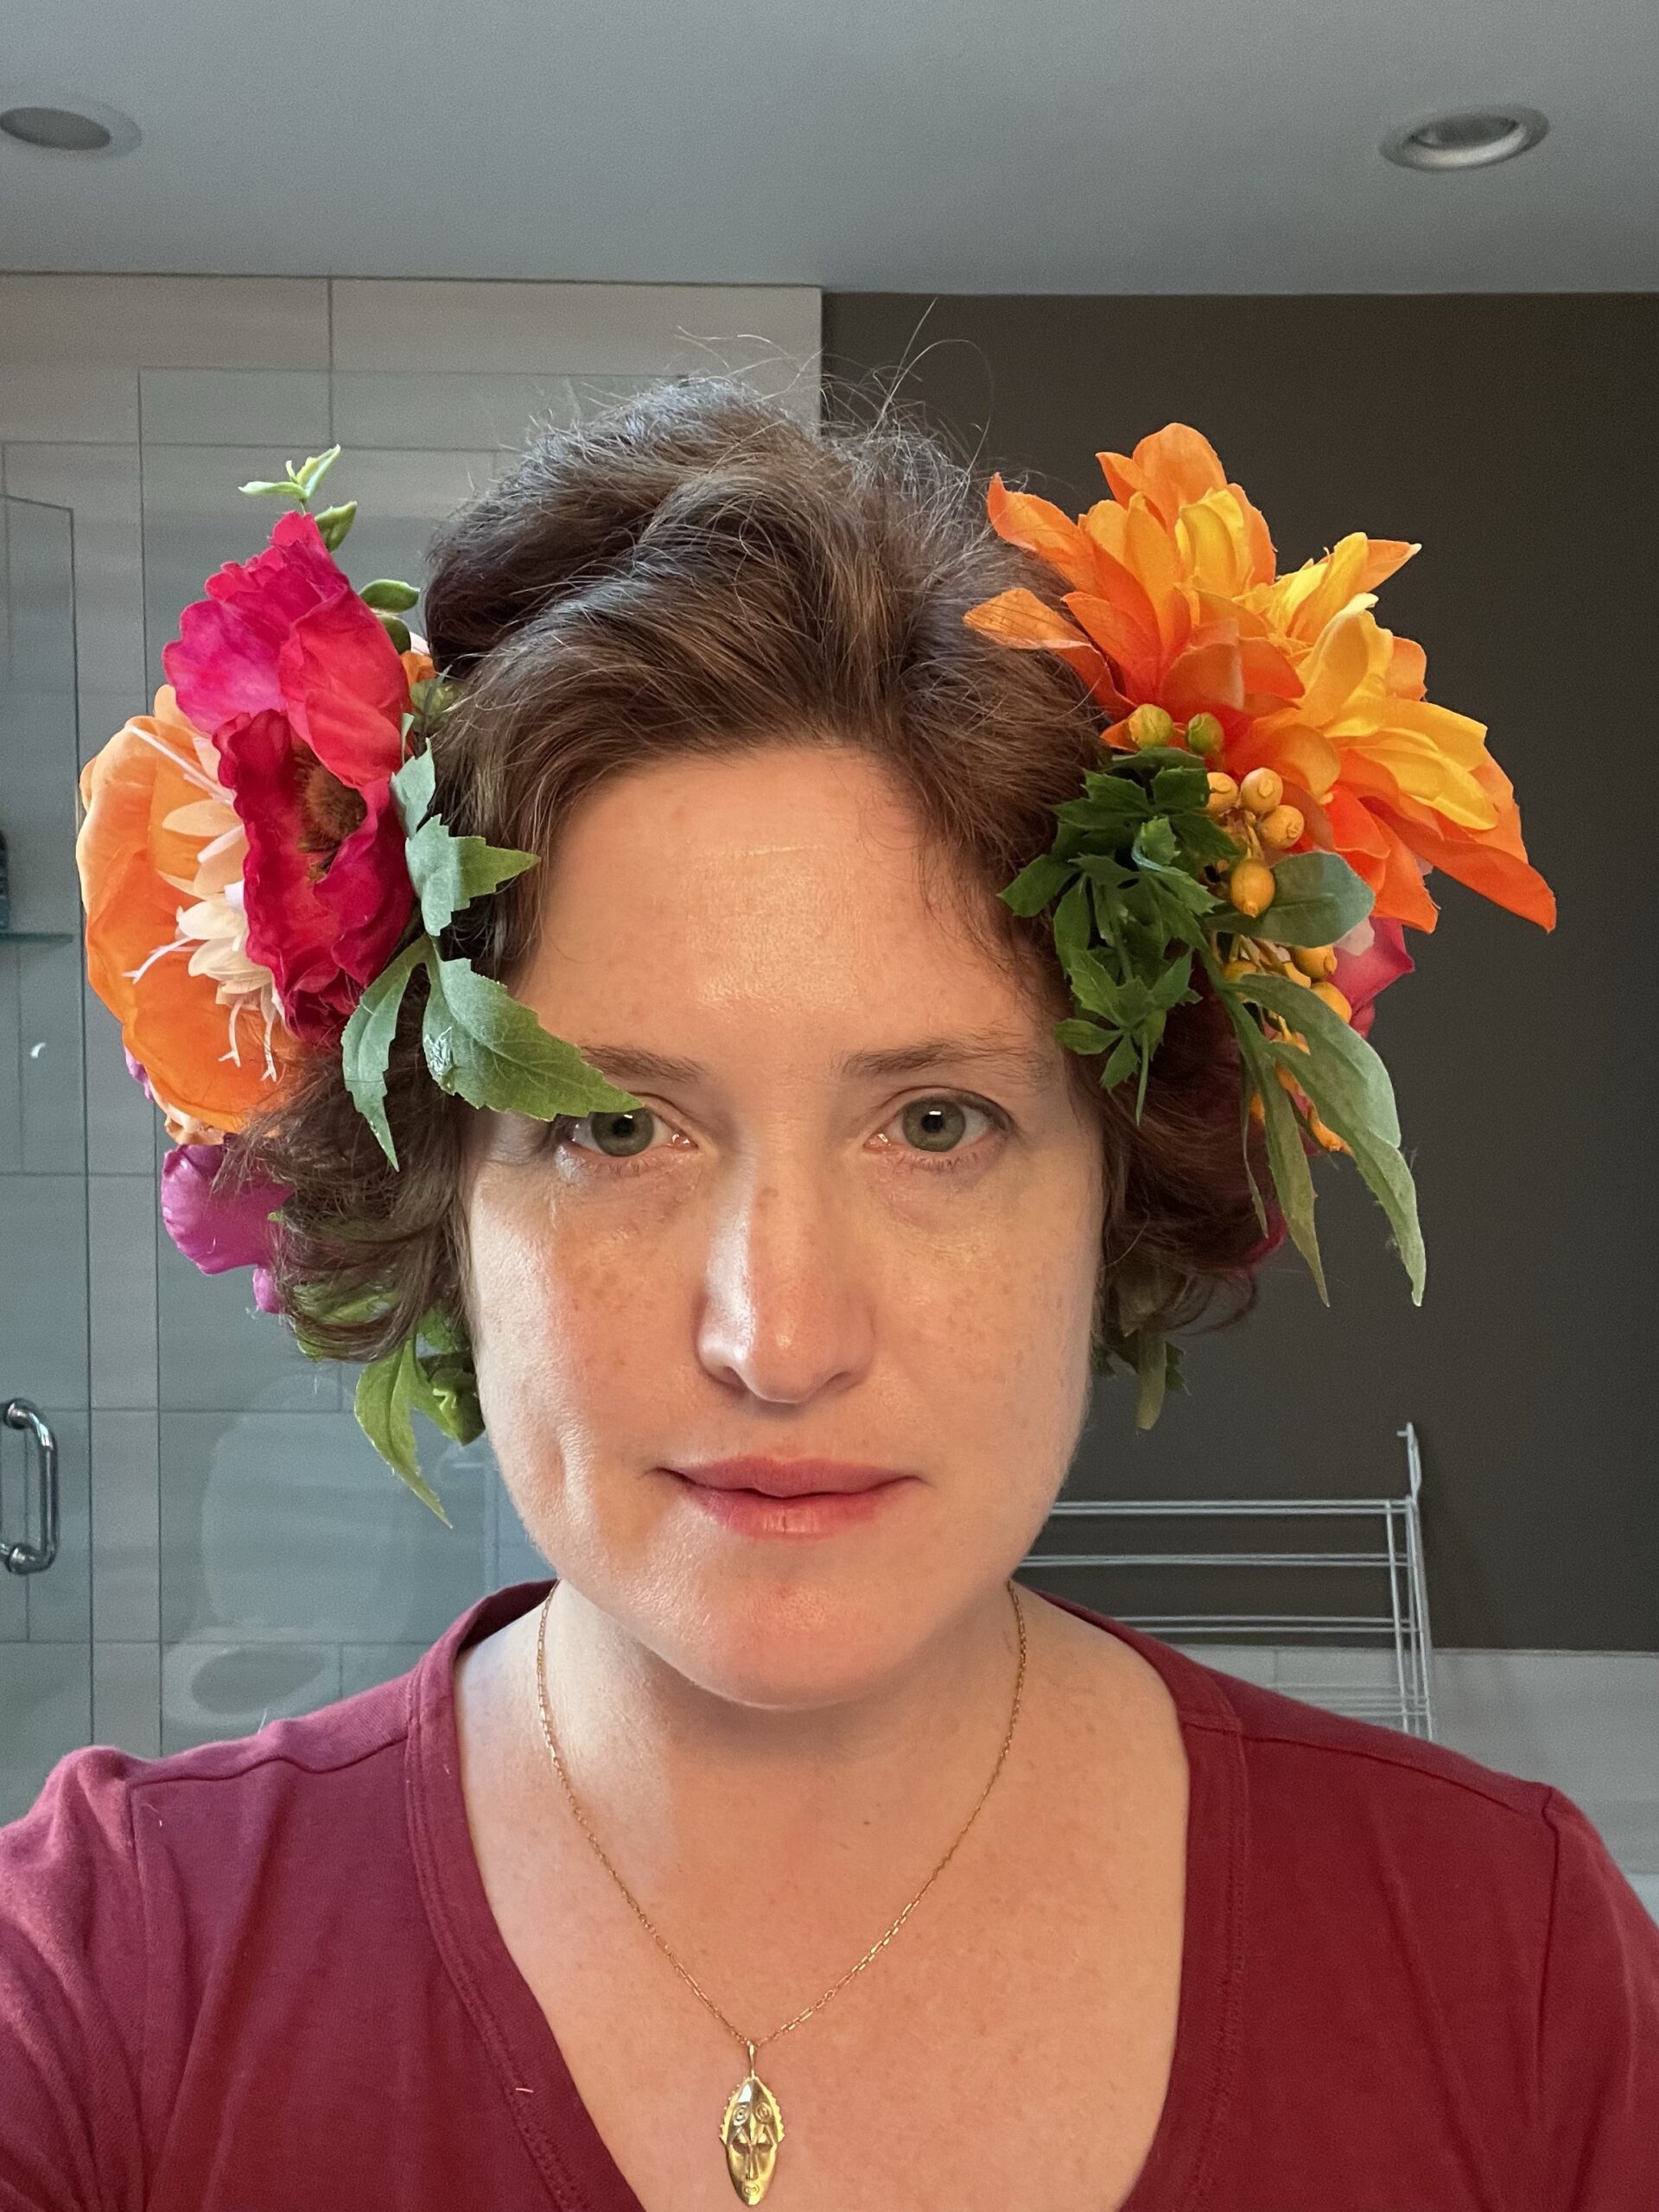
[965,424,1554,935]
[76,687,297,1135]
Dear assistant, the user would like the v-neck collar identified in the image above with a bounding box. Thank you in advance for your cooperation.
[407,1576,1247,2211]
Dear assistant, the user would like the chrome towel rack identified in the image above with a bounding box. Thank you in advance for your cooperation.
[1020,1421,1436,1738]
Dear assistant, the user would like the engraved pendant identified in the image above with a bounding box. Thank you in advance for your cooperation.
[719,2042,785,2203]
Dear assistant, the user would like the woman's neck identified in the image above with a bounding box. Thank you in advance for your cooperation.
[516,1574,1036,1922]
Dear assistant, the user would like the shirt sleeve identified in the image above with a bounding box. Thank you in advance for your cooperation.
[1536,1785,1659,2210]
[0,1746,149,2212]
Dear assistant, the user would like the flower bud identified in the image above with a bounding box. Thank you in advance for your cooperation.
[1249,1092,1265,1125]
[1205,772,1240,817]
[1185,712,1224,759]
[1239,767,1284,815]
[1227,857,1275,917]
[1221,956,1257,982]
[1290,944,1338,980]
[1307,1111,1348,1154]
[1259,803,1304,849]
[1126,703,1174,750]
[1313,980,1353,1021]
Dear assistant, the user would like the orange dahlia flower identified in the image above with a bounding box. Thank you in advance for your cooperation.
[76,686,297,1135]
[964,424,1554,935]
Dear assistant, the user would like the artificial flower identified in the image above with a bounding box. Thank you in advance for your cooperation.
[160,1141,289,1313]
[1329,913,1414,1040]
[162,509,423,1041]
[965,425,1554,938]
[77,687,295,1133]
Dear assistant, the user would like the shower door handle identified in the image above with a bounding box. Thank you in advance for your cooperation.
[2,1398,60,1574]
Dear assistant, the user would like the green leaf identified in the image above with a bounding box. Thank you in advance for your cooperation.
[315,500,358,552]
[1100,1035,1141,1090]
[1223,993,1328,1304]
[404,815,537,936]
[1132,814,1180,868]
[238,477,308,503]
[1146,948,1198,1011]
[359,577,422,613]
[1166,809,1243,868]
[353,1340,453,1525]
[1342,1123,1427,1304]
[999,852,1073,917]
[372,606,410,650]
[1240,972,1402,1146]
[1062,945,1128,1021]
[292,445,342,499]
[391,747,436,835]
[1052,877,1094,975]
[419,947,645,1120]
[1134,1327,1172,1429]
[340,938,426,1166]
[1150,761,1211,813]
[1204,850,1375,947]
[1053,1017,1112,1055]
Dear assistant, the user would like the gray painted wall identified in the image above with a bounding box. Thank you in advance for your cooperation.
[824,293,1658,1652]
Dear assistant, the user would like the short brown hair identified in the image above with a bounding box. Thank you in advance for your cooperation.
[247,378,1274,1390]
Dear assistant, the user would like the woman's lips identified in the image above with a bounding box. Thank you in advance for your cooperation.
[664,1467,913,1536]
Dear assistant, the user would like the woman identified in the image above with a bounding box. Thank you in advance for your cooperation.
[3,384,1656,2211]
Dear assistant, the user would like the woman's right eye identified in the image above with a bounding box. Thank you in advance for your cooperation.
[549,1109,667,1169]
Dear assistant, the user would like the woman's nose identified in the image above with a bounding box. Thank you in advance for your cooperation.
[693,1160,875,1404]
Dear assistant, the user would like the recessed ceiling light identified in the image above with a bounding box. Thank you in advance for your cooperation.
[0,89,141,158]
[1381,105,1548,172]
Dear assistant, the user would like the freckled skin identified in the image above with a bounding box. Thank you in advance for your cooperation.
[459,740,1104,1738]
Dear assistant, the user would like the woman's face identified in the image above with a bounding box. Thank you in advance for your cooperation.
[461,741,1105,1706]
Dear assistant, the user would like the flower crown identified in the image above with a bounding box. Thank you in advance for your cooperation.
[76,429,1554,1514]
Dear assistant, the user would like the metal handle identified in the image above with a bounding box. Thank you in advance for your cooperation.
[2,1399,60,1574]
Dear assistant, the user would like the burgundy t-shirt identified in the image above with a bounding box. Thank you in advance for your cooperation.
[3,1576,1656,2210]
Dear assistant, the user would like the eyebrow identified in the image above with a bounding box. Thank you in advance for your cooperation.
[569,1033,1059,1090]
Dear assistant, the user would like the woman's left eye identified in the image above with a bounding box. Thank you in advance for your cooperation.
[877,1096,1008,1168]
[549,1094,1007,1173]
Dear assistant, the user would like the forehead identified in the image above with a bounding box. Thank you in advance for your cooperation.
[524,745,1053,1059]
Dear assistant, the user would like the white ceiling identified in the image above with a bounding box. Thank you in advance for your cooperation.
[2,0,1654,293]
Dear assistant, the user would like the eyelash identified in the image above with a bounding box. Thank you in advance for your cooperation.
[543,1093,1013,1179]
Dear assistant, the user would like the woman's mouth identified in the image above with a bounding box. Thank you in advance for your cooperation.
[662,1467,914,1537]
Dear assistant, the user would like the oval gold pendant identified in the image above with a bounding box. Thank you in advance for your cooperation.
[719,2048,785,2203]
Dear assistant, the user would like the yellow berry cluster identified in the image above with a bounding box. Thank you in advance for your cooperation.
[1118,702,1354,1154]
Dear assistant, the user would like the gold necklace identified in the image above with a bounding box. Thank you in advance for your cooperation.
[533,1575,1027,2204]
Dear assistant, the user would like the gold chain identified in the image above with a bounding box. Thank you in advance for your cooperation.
[532,1576,1027,2062]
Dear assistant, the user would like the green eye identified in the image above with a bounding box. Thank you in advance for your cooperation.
[582,1109,658,1158]
[899,1098,976,1153]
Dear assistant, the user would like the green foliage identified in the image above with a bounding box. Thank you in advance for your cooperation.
[340,940,426,1169]
[238,444,341,505]
[1006,745,1429,1423]
[351,1306,488,1524]
[404,817,537,938]
[359,577,422,613]
[345,741,642,1170]
[1204,849,1374,946]
[420,948,641,1119]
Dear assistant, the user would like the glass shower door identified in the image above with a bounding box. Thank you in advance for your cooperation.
[0,494,92,1822]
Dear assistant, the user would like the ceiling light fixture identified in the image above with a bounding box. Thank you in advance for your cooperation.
[1381,105,1548,172]
[0,89,141,158]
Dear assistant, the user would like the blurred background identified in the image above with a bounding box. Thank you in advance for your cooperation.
[0,1,1653,1920]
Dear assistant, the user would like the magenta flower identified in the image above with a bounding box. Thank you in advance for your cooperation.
[161,510,417,1043]
[1332,915,1414,1040]
[160,1141,290,1313]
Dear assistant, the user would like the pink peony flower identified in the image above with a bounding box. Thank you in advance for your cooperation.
[161,511,416,1043]
[160,1141,290,1314]
[1331,914,1414,1040]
